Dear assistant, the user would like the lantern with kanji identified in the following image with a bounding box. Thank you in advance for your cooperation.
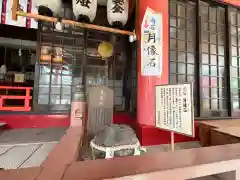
[107,0,129,28]
[72,0,98,23]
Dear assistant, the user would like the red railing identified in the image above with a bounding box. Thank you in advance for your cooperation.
[0,86,32,111]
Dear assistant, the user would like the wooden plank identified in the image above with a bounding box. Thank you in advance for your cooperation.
[63,143,240,180]
[199,120,240,128]
[12,0,19,21]
[15,12,134,36]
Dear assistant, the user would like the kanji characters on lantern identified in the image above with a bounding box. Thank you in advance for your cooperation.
[72,0,97,23]
[107,0,129,28]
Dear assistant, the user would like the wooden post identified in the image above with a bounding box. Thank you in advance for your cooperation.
[171,132,175,152]
[12,0,19,21]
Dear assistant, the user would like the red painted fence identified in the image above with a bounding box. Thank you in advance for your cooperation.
[0,86,32,111]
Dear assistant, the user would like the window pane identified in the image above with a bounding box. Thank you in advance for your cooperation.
[39,85,49,94]
[233,100,239,110]
[211,88,218,98]
[200,2,227,116]
[187,64,194,74]
[218,67,225,76]
[211,55,217,65]
[231,78,239,88]
[202,43,209,53]
[170,51,177,62]
[62,86,71,95]
[211,34,217,44]
[187,75,194,82]
[170,39,177,49]
[38,94,49,104]
[210,66,217,76]
[51,85,60,94]
[218,35,225,45]
[170,2,177,16]
[211,99,218,110]
[178,63,186,74]
[50,95,60,104]
[232,36,237,46]
[39,74,50,84]
[40,65,50,74]
[210,8,217,22]
[178,75,186,82]
[51,74,61,85]
[178,4,186,17]
[187,53,195,63]
[211,77,217,87]
[218,56,225,66]
[203,99,210,109]
[202,65,209,75]
[232,67,238,77]
[169,0,197,115]
[61,95,71,105]
[62,75,72,85]
[202,76,209,87]
[170,62,176,73]
[202,88,209,98]
[232,89,239,98]
[202,54,209,64]
[179,53,186,62]
[232,46,238,56]
[170,75,177,84]
[178,29,185,40]
[219,88,227,98]
[170,17,177,26]
[210,44,217,54]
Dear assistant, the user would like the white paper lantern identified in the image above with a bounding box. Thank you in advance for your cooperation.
[34,0,62,17]
[72,0,98,22]
[107,0,129,28]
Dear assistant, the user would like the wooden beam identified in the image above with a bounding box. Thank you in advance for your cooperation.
[15,11,134,36]
[12,0,19,21]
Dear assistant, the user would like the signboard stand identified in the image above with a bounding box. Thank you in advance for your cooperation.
[171,132,175,152]
[155,83,194,152]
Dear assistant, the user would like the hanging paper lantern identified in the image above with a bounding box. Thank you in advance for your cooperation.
[72,0,98,23]
[34,0,62,31]
[107,0,129,28]
[59,2,74,30]
[98,42,113,58]
[34,0,62,17]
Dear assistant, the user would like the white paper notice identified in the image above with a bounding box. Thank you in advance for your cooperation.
[141,7,163,76]
[155,83,194,136]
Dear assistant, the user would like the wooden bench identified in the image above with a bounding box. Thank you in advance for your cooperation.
[198,120,240,147]
[210,127,240,146]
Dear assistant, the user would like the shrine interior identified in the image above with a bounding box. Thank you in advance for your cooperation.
[0,1,137,116]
